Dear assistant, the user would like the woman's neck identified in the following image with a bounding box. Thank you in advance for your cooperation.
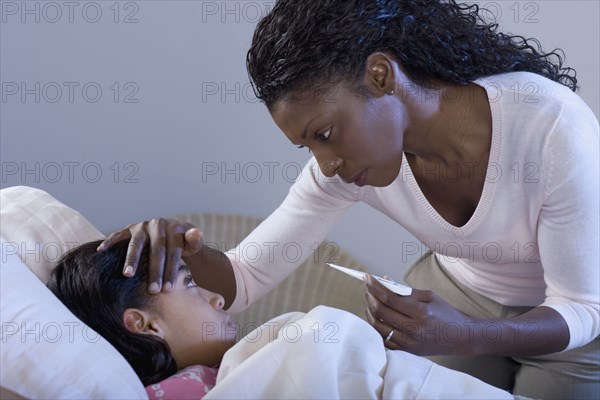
[402,82,492,165]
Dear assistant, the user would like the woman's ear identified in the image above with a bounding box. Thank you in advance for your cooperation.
[123,308,164,338]
[363,52,398,96]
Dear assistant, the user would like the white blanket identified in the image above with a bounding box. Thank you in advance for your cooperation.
[205,306,513,399]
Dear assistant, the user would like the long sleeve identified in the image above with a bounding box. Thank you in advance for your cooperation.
[224,72,600,352]
[225,159,361,314]
[537,98,600,350]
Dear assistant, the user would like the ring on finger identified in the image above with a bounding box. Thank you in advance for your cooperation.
[385,328,395,342]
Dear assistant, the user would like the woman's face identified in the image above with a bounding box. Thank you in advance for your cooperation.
[149,264,237,368]
[271,82,407,187]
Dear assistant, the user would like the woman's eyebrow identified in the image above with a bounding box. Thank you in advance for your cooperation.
[301,113,326,139]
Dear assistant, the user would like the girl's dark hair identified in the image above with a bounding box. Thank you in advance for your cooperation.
[247,0,577,109]
[47,240,177,386]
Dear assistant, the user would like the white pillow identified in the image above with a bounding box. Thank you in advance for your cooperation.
[0,186,148,399]
[0,186,104,283]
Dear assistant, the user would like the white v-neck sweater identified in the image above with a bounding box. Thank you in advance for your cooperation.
[225,72,599,351]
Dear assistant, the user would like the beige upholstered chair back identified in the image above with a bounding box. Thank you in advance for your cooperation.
[173,213,369,328]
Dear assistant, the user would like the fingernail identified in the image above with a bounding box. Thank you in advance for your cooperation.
[149,282,160,293]
[96,244,105,252]
[163,282,173,292]
[123,265,133,277]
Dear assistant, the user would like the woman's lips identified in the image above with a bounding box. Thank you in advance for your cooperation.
[352,170,368,187]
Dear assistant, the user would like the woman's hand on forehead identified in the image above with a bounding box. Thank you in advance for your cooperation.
[97,218,203,294]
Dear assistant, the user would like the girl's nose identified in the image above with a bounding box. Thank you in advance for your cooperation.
[199,286,226,309]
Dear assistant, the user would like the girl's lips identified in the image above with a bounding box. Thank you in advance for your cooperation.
[226,320,237,330]
[353,170,368,187]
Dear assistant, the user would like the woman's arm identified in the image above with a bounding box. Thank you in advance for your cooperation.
[532,98,600,351]
[365,278,569,356]
[183,244,236,309]
[99,159,360,312]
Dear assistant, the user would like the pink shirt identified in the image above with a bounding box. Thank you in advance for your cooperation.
[146,365,218,399]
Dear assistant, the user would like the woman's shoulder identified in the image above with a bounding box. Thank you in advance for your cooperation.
[476,71,597,133]
[474,71,592,112]
[475,71,573,95]
[473,72,598,193]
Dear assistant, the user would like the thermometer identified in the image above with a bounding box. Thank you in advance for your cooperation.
[326,263,413,296]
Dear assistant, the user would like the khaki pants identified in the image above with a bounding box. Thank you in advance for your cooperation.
[404,251,600,400]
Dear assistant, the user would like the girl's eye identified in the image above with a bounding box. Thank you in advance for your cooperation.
[297,145,312,154]
[316,127,332,141]
[184,274,197,288]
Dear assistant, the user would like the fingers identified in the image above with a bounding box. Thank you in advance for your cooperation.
[99,218,200,295]
[365,290,423,351]
[147,219,167,294]
[183,227,203,255]
[123,230,147,277]
[365,276,445,352]
[366,275,432,317]
[365,288,411,331]
[364,274,422,349]
[97,229,130,252]
[364,306,403,351]
[384,339,403,351]
[162,222,184,292]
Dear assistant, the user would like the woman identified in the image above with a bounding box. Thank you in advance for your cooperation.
[99,1,599,398]
[48,240,237,386]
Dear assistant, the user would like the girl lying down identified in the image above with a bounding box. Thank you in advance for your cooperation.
[48,240,518,399]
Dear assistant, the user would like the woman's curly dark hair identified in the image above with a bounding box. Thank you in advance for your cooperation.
[247,0,577,109]
[47,240,177,386]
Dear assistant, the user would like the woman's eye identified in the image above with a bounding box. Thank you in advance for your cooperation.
[296,126,331,153]
[184,274,197,287]
[316,127,332,141]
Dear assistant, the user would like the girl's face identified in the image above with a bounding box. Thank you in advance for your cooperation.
[136,264,237,369]
[271,82,407,188]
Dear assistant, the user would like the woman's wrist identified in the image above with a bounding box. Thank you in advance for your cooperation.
[464,307,570,357]
[183,246,236,309]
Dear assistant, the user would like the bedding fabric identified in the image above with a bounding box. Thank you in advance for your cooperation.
[0,186,148,399]
[205,306,513,399]
[0,238,148,399]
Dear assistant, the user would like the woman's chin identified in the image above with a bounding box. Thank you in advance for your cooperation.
[367,172,399,188]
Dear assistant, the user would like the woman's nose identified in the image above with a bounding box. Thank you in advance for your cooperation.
[209,293,225,310]
[318,157,343,178]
